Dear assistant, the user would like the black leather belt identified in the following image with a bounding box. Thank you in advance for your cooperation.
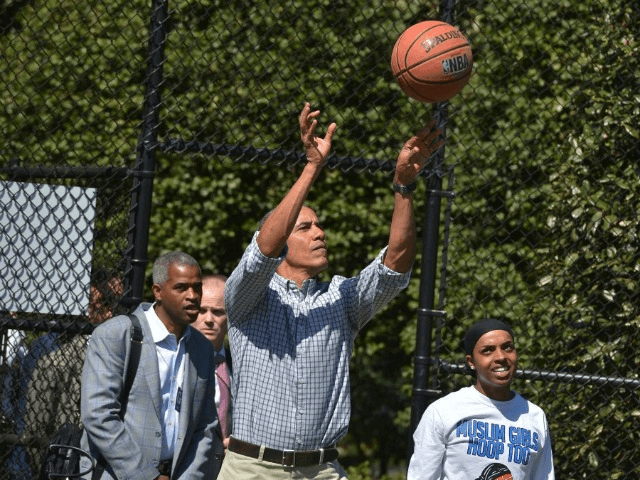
[228,437,339,467]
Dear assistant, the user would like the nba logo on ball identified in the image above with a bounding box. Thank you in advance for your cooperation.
[391,20,473,103]
[442,54,471,75]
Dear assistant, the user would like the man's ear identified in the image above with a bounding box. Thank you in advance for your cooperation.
[151,283,162,302]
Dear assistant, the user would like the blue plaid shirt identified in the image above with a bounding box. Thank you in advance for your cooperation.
[225,232,411,450]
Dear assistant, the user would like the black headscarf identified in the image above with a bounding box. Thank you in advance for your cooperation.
[464,318,514,355]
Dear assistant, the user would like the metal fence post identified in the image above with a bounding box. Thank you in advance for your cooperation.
[407,0,457,460]
[124,0,169,308]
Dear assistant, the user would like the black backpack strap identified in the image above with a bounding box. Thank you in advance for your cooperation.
[93,313,144,479]
[121,313,143,410]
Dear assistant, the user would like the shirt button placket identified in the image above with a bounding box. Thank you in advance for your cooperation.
[295,286,309,448]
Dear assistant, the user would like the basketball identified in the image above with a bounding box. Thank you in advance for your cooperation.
[391,20,473,103]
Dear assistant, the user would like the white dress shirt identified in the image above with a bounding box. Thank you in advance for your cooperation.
[214,346,227,409]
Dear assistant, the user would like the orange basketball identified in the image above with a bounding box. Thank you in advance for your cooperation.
[391,20,473,103]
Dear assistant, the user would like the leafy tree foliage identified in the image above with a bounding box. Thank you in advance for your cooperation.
[2,0,638,477]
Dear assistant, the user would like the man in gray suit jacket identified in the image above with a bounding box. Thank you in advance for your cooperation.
[80,252,224,479]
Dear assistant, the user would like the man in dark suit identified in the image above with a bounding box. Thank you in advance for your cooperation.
[80,252,223,479]
[193,274,232,450]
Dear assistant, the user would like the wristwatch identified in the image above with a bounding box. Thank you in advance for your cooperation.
[392,181,417,195]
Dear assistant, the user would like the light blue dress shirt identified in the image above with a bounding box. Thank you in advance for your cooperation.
[144,304,190,461]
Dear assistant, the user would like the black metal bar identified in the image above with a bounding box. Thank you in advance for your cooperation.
[408,116,449,458]
[432,169,456,392]
[439,361,640,389]
[122,0,169,309]
[426,189,456,198]
[0,433,49,448]
[156,139,445,178]
[408,0,457,461]
[0,317,94,335]
[0,164,130,180]
[408,154,447,456]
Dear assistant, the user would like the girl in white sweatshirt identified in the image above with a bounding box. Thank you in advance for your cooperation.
[408,319,555,480]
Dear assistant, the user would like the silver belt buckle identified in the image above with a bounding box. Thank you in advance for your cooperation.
[282,449,295,467]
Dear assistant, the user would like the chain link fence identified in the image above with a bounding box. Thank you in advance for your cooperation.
[1,0,638,478]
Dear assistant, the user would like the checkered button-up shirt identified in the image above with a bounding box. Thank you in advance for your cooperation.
[225,232,411,450]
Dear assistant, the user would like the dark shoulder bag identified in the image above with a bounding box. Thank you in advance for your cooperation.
[42,314,143,480]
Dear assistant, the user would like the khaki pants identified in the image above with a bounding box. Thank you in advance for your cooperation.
[218,450,348,480]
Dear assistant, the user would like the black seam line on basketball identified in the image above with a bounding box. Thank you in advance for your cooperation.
[407,59,472,77]
[405,85,441,103]
[400,43,471,73]
[395,51,470,78]
[394,67,472,83]
[394,68,472,82]
[405,72,472,87]
[414,22,449,37]
[403,22,449,46]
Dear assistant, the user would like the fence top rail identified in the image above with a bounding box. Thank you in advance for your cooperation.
[156,139,452,178]
[1,316,94,335]
[439,360,640,390]
[0,164,130,180]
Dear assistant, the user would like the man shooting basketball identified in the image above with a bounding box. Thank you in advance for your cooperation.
[220,102,443,479]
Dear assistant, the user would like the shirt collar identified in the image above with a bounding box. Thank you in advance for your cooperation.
[273,272,317,293]
[144,303,191,344]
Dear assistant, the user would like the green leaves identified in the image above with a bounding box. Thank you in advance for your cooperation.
[2,0,639,476]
